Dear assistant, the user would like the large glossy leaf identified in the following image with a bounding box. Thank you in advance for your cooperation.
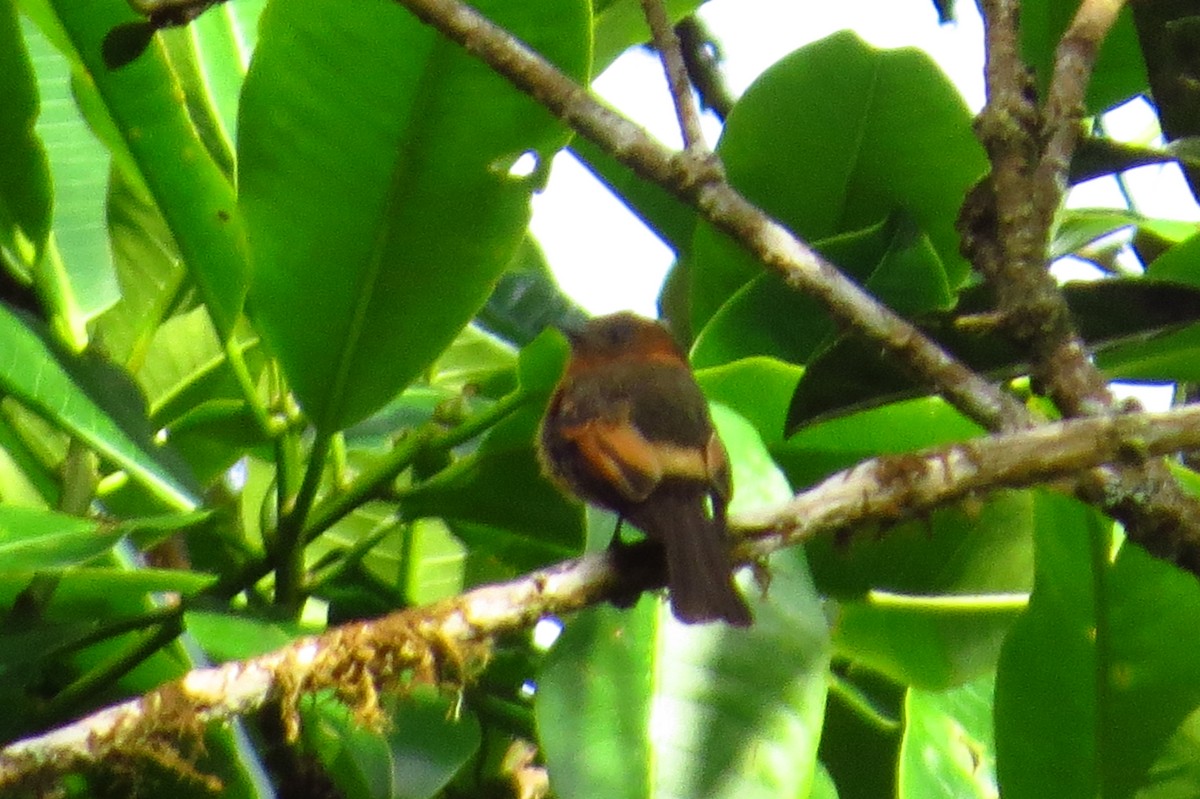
[776,397,982,491]
[239,0,590,432]
[693,214,952,370]
[995,492,1200,798]
[537,552,830,799]
[898,674,998,799]
[813,491,1032,689]
[17,16,119,347]
[0,3,50,278]
[809,490,1034,600]
[0,305,197,509]
[690,31,986,328]
[21,0,249,337]
[695,356,803,446]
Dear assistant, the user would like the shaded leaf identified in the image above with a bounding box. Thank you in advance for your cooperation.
[240,0,589,431]
[25,0,249,336]
[0,4,50,277]
[691,31,985,328]
[898,674,998,798]
[0,306,197,508]
[537,552,830,799]
[1021,3,1146,114]
[787,279,1200,432]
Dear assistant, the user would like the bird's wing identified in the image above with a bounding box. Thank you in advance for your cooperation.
[559,415,716,504]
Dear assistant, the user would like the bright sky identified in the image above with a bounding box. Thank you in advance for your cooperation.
[530,0,1199,316]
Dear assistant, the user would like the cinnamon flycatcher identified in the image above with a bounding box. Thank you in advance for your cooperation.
[537,312,752,626]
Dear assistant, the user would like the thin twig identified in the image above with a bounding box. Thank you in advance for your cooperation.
[1037,0,1128,220]
[639,0,708,151]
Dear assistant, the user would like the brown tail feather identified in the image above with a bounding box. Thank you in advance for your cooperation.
[627,485,752,627]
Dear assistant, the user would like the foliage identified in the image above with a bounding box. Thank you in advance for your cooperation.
[1,0,1200,796]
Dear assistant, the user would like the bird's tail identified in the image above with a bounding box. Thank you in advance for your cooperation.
[628,485,752,627]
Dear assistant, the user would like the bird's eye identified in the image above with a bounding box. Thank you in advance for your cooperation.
[604,322,636,348]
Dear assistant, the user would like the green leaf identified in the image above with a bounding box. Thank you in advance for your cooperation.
[18,16,119,346]
[23,0,250,336]
[1021,2,1146,114]
[813,492,1032,689]
[995,492,1200,798]
[696,357,803,446]
[1137,707,1200,799]
[776,397,981,489]
[819,674,902,799]
[1096,324,1200,382]
[185,610,306,661]
[240,0,590,431]
[0,506,121,570]
[811,763,841,799]
[0,566,213,609]
[834,597,1022,691]
[787,279,1200,431]
[0,305,197,509]
[537,551,830,799]
[693,214,952,370]
[302,690,481,799]
[691,31,985,327]
[711,402,793,514]
[516,326,571,398]
[1052,208,1198,261]
[136,306,259,427]
[155,0,268,177]
[92,167,189,369]
[404,517,466,606]
[429,324,517,394]
[0,3,50,277]
[1147,229,1200,286]
[899,674,997,798]
[810,491,1034,600]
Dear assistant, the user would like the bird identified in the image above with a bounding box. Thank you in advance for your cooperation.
[537,312,752,627]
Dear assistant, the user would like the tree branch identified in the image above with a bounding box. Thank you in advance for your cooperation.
[639,0,708,152]
[963,0,1200,567]
[6,401,1200,789]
